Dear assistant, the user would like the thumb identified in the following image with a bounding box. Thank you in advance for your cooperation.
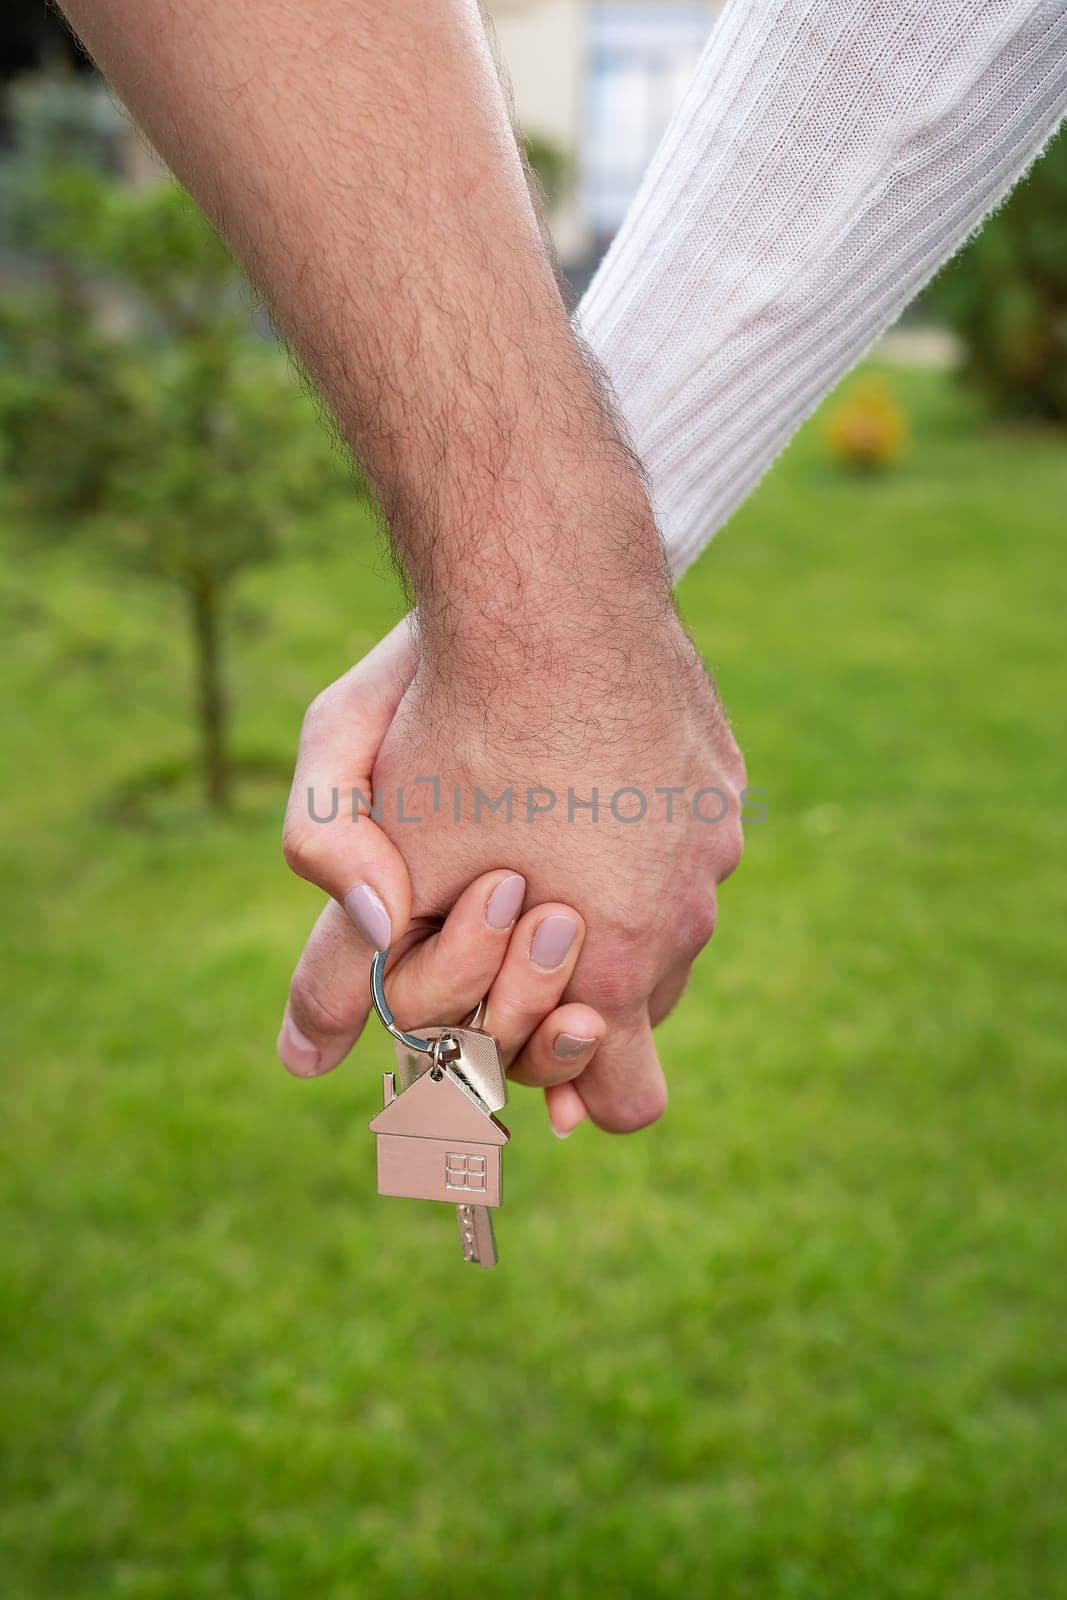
[283,619,416,949]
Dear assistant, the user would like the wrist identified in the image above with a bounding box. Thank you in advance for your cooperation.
[413,570,698,757]
[419,552,673,671]
[415,487,672,652]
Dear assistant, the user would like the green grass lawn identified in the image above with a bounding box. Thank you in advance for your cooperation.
[2,365,1065,1599]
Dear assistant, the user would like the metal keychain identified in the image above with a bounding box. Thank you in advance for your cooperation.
[368,951,457,1072]
[368,950,510,1267]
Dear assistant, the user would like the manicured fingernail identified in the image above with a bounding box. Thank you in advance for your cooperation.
[530,913,578,970]
[553,1033,595,1060]
[343,883,391,950]
[278,1013,320,1075]
[486,873,525,930]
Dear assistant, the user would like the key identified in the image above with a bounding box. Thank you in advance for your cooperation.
[456,1203,498,1268]
[445,1027,507,1267]
[394,1023,507,1110]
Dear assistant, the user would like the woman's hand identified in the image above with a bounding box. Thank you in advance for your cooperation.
[279,628,600,1137]
[279,869,602,1136]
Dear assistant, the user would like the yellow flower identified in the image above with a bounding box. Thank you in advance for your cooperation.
[825,380,907,471]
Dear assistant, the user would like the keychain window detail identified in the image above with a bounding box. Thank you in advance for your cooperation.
[445,1152,487,1191]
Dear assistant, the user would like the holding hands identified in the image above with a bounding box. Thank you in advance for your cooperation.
[67,0,749,1133]
[279,605,745,1134]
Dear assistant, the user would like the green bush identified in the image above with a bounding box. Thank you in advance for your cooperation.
[934,125,1067,422]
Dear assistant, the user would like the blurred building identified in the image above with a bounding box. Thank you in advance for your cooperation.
[488,0,721,275]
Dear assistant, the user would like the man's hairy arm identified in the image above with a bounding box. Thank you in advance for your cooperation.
[61,0,668,660]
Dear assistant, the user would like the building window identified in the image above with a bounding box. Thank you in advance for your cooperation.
[445,1152,487,1192]
[582,3,713,246]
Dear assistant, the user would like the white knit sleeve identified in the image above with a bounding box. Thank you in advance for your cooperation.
[576,0,1067,579]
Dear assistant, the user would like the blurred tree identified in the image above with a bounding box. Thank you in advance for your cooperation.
[934,125,1067,423]
[0,153,348,811]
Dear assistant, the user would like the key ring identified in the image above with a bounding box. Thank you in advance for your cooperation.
[369,950,485,1061]
[370,949,434,1055]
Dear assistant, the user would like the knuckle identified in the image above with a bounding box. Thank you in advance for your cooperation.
[677,890,718,957]
[723,740,747,794]
[281,816,326,883]
[491,991,534,1034]
[489,992,549,1055]
[717,818,745,882]
[289,967,363,1042]
[598,1080,669,1134]
[581,937,660,1013]
[299,685,337,742]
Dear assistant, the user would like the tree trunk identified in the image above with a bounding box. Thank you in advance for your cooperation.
[189,578,230,812]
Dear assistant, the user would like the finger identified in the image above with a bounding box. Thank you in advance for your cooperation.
[278,898,375,1077]
[481,905,586,1065]
[282,621,416,953]
[508,1001,605,1088]
[384,869,527,1031]
[648,960,693,1027]
[544,1080,589,1139]
[569,1009,667,1133]
[278,869,526,1079]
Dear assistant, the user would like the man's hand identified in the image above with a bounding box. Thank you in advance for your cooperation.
[380,618,743,1130]
[283,606,745,1133]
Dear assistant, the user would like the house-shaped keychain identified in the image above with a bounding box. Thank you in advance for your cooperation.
[369,1061,510,1207]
